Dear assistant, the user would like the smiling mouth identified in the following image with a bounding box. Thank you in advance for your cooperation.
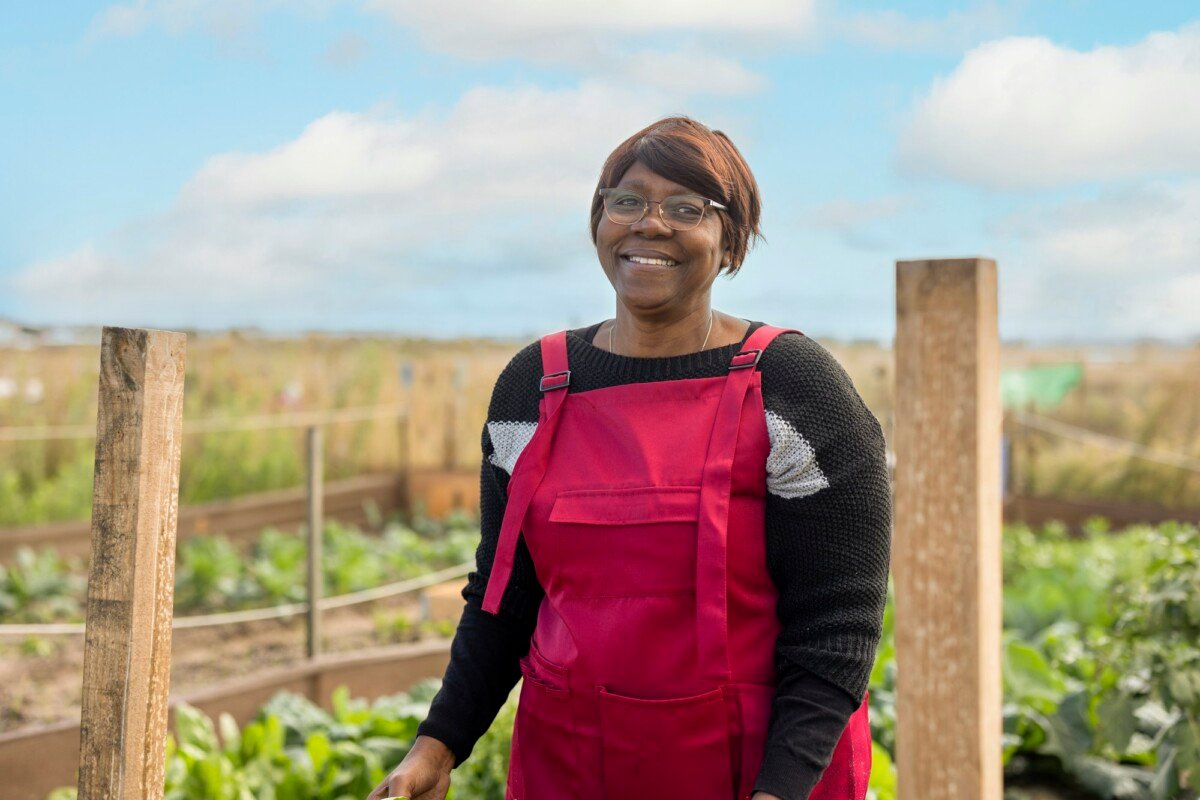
[622,254,680,267]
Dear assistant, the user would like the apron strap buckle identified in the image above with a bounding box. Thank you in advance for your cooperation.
[539,370,571,392]
[728,348,763,370]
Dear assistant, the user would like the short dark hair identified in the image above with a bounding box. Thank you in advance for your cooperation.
[589,116,764,277]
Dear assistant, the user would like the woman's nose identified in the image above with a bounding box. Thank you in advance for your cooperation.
[629,204,672,236]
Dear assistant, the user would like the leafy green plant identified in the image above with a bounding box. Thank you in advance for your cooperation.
[2,514,480,623]
[420,618,457,638]
[46,680,515,800]
[373,610,417,643]
[867,742,896,800]
[1092,522,1200,797]
[0,546,84,623]
[174,535,253,612]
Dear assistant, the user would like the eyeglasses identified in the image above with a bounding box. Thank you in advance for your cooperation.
[597,187,726,231]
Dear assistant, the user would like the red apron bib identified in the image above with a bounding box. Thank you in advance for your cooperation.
[483,324,872,800]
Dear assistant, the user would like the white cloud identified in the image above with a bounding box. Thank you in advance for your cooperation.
[897,23,1200,188]
[363,0,807,96]
[82,1,1008,97]
[7,82,705,331]
[831,2,1017,53]
[994,181,1200,340]
[179,110,442,207]
[800,194,918,251]
[364,0,816,49]
[86,0,338,42]
[608,48,767,96]
[322,32,367,68]
[996,182,1200,279]
[1126,271,1200,340]
[805,194,916,231]
[85,0,805,95]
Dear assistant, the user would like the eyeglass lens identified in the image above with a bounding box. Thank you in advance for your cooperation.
[603,189,707,230]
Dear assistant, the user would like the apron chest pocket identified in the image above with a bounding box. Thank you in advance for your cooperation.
[547,486,703,596]
[596,684,735,800]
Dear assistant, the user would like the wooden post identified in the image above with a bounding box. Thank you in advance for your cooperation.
[894,258,1002,800]
[77,327,187,800]
[306,425,323,660]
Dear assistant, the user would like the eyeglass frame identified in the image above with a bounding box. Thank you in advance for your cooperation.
[596,187,727,231]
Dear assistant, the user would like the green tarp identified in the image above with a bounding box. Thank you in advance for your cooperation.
[1000,363,1083,411]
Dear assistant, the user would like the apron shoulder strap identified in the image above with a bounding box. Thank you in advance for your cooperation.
[696,322,802,681]
[729,324,803,370]
[482,329,571,615]
[537,330,571,412]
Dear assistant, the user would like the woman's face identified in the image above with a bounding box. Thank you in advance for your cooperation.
[596,161,730,317]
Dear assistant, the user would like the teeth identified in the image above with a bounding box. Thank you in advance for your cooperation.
[626,255,678,266]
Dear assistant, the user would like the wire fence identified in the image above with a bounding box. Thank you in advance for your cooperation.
[1011,410,1200,474]
[0,560,472,637]
[4,396,1195,474]
[0,403,409,442]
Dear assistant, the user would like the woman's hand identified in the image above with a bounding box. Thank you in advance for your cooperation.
[366,735,456,800]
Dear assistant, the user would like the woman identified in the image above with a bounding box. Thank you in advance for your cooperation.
[368,116,892,800]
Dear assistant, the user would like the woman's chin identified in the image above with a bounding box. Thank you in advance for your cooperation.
[609,284,676,309]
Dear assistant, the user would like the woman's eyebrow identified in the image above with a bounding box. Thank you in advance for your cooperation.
[618,179,690,194]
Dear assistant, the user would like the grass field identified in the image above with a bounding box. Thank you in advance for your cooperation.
[2,332,1198,528]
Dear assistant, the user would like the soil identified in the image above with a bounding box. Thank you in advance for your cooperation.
[0,594,442,734]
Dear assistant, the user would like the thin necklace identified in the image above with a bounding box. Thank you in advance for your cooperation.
[609,310,715,356]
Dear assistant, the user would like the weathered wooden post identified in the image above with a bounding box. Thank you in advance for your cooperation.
[78,327,187,800]
[894,258,1002,800]
[306,425,324,660]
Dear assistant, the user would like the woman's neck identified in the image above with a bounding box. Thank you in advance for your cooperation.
[605,309,748,357]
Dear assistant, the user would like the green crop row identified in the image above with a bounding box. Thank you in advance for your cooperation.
[0,511,479,624]
[44,680,515,800]
[869,519,1200,799]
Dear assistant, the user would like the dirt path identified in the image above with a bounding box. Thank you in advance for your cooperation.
[0,594,442,733]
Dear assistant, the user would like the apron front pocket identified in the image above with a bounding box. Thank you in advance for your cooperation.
[596,684,735,800]
[733,683,776,800]
[512,642,580,800]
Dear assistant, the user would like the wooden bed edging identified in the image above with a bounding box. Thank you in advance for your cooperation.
[0,639,453,800]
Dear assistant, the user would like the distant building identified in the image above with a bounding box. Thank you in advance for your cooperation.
[0,317,47,348]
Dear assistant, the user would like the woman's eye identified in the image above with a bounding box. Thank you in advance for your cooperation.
[670,203,702,217]
[614,196,641,207]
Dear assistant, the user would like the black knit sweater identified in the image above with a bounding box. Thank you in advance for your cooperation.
[415,319,893,800]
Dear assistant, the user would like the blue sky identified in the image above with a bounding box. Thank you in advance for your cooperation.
[2,2,1198,343]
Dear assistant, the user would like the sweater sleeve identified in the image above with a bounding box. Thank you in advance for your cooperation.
[414,345,545,766]
[751,332,893,800]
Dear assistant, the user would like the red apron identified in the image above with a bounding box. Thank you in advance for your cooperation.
[483,324,872,800]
